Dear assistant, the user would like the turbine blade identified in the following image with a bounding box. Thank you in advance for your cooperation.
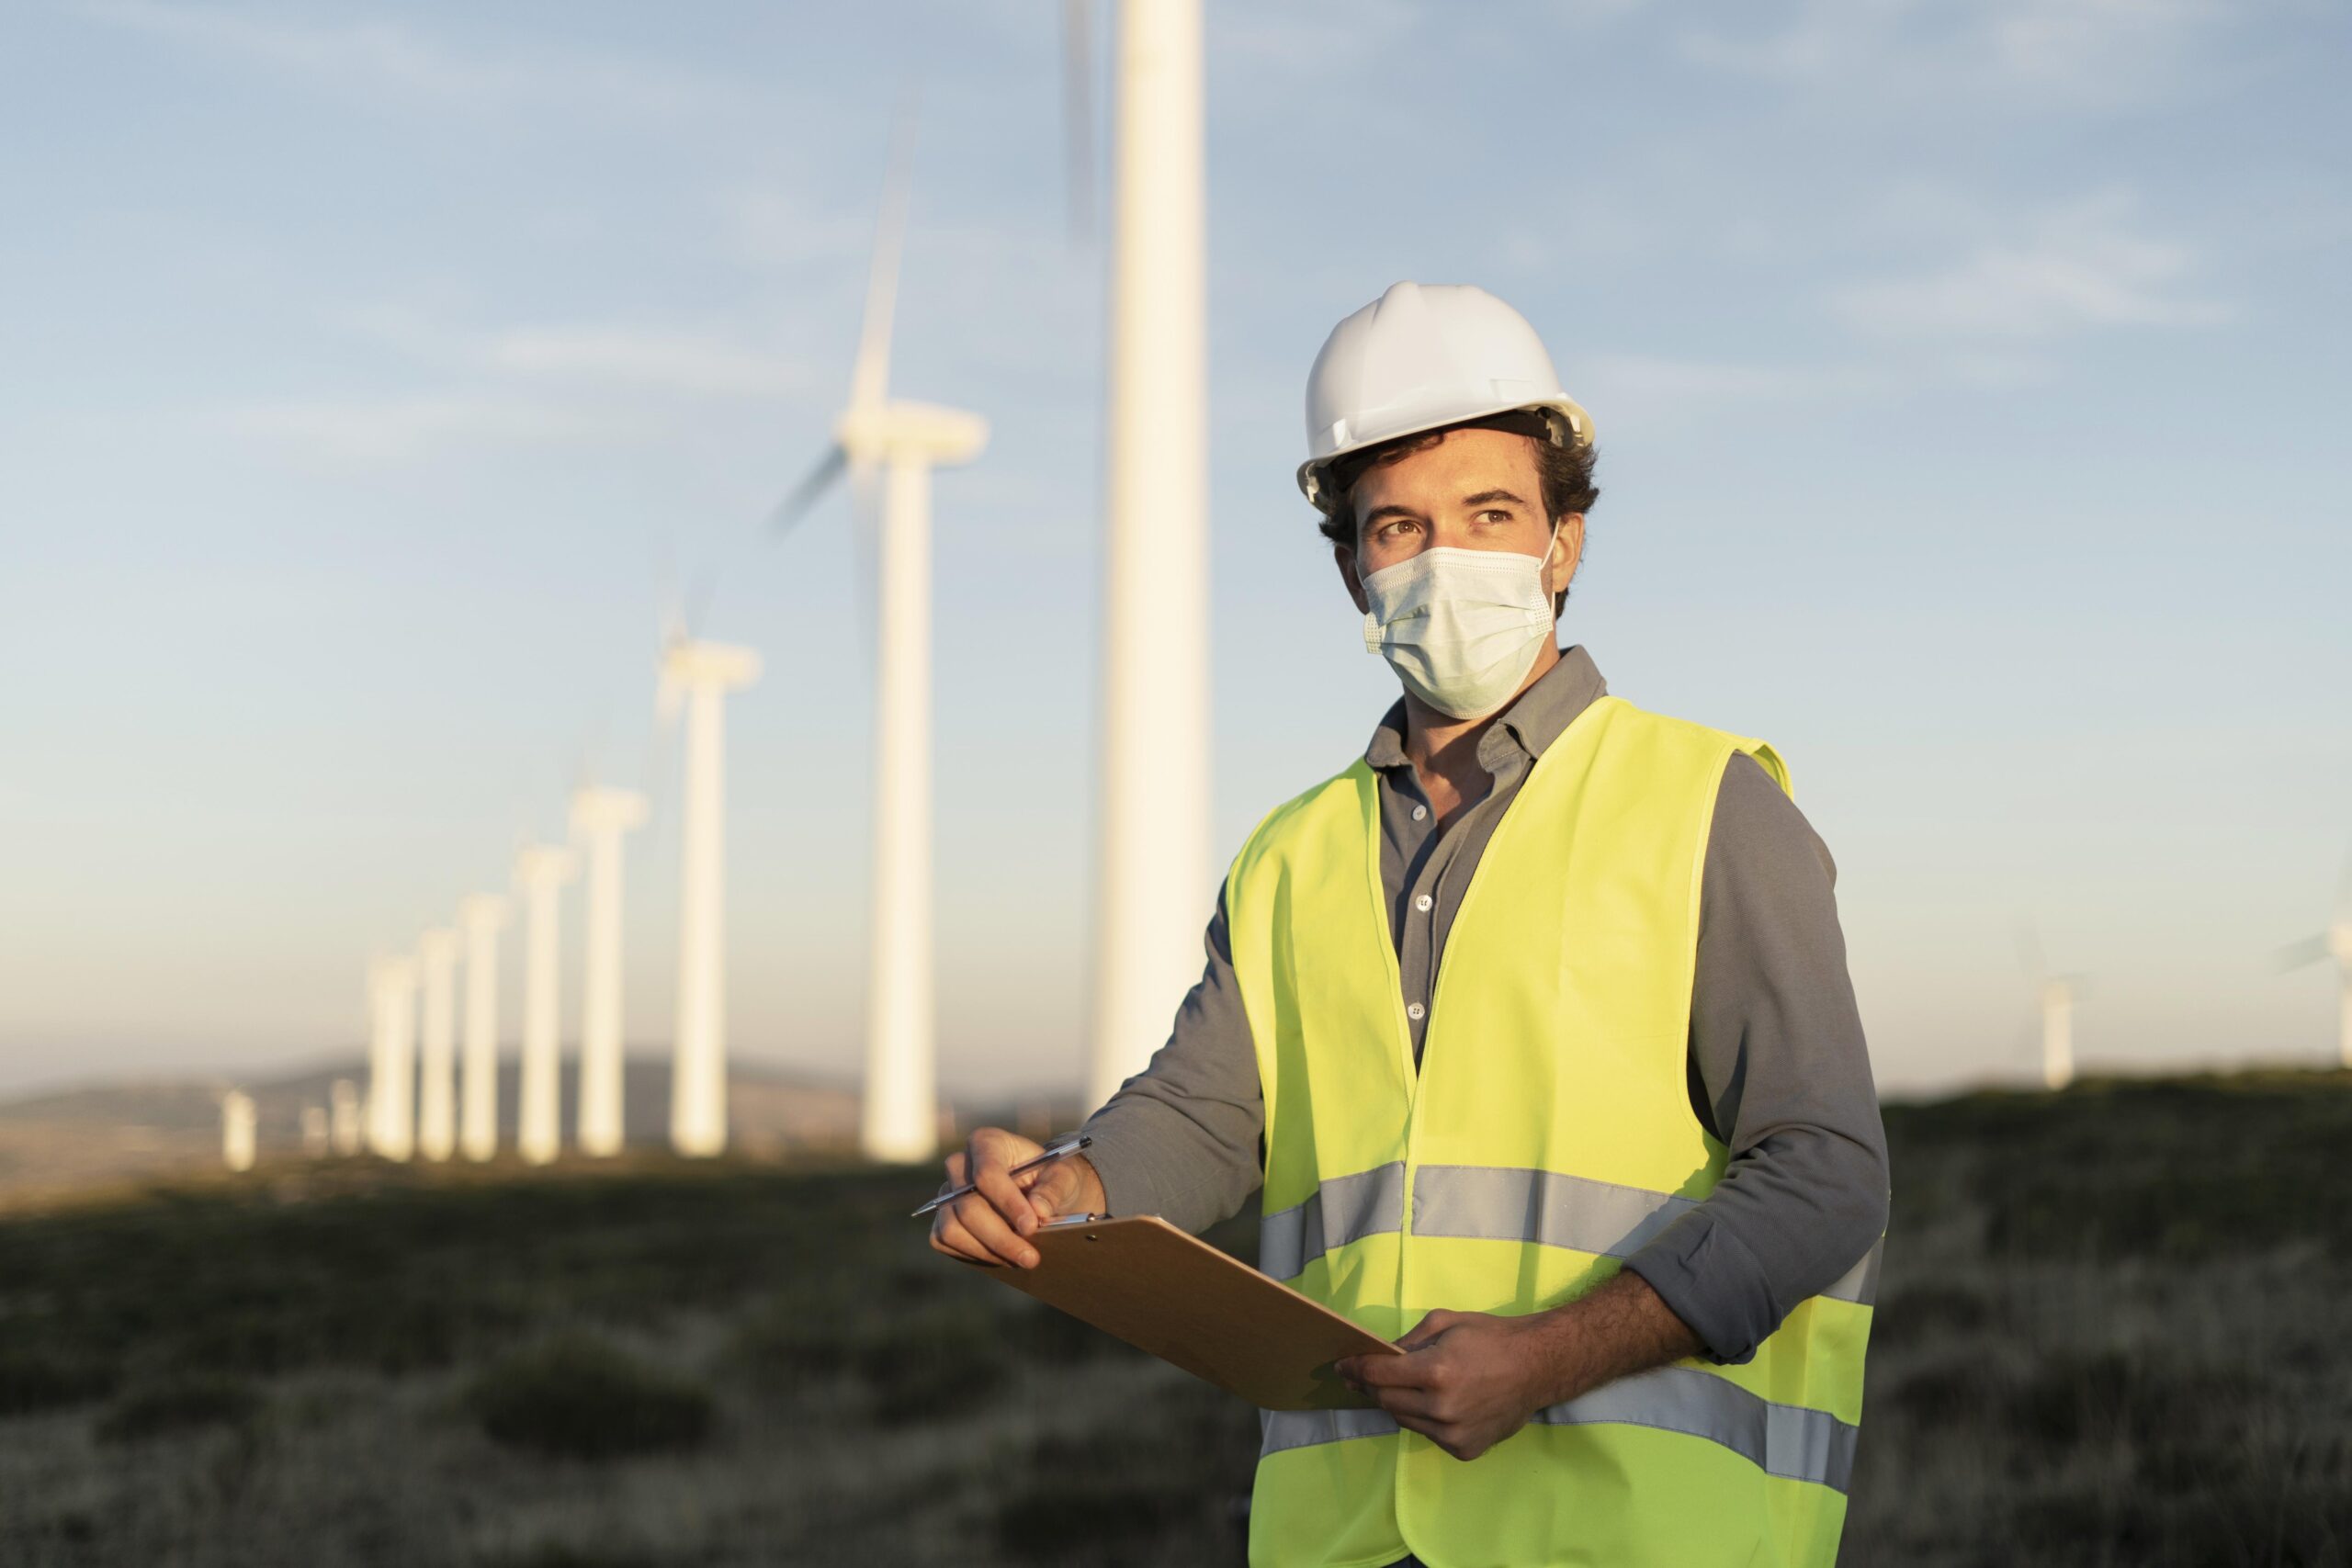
[2276,934,2332,972]
[1062,0,1094,240]
[850,102,918,416]
[769,445,850,536]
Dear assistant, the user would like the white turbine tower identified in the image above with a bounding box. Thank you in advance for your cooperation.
[367,954,418,1160]
[770,136,986,1166]
[2018,928,2080,1092]
[571,786,649,1157]
[220,1089,255,1173]
[1082,0,1213,1111]
[415,926,459,1161]
[514,844,577,1166]
[456,894,508,1161]
[330,1077,361,1156]
[661,638,761,1157]
[2038,977,2075,1092]
[2277,853,2352,1069]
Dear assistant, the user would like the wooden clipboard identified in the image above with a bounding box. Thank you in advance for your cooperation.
[984,1214,1402,1410]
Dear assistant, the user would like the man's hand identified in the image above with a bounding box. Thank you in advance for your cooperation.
[1334,1309,1547,1461]
[1332,1274,1704,1462]
[927,1126,1109,1269]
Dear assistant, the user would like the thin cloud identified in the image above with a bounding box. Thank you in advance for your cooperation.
[1833,193,2233,343]
[485,328,808,399]
[1678,0,2235,105]
[72,0,743,119]
[216,394,651,465]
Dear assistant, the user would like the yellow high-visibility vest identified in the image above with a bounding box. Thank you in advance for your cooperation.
[1223,694,1876,1568]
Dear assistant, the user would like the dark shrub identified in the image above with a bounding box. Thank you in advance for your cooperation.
[0,1345,119,1416]
[466,1337,712,1460]
[95,1373,261,1443]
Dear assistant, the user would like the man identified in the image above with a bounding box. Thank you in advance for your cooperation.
[932,282,1887,1568]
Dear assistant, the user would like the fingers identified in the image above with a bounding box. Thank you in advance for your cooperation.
[930,1188,1038,1268]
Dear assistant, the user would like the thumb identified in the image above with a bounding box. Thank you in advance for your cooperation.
[1026,1161,1083,1218]
[1396,1310,1456,1351]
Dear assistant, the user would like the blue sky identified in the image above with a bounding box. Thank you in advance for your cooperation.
[2,0,2346,1102]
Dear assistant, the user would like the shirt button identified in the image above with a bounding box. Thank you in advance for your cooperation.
[1415,893,1433,913]
[1411,804,1428,821]
[1406,1002,1426,1021]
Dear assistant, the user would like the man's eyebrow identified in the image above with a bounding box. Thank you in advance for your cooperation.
[1461,489,1531,509]
[1360,502,1424,526]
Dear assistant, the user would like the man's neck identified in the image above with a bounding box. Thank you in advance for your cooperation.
[1401,639,1562,818]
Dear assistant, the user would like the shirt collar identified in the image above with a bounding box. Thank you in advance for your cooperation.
[1363,645,1610,774]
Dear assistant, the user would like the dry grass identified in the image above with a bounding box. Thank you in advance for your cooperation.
[0,1072,2346,1565]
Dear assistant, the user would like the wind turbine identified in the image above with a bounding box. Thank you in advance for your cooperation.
[771,128,987,1166]
[1077,0,1214,1112]
[330,1077,361,1156]
[571,785,649,1156]
[367,954,418,1160]
[514,844,578,1166]
[2276,852,2352,1069]
[415,926,459,1161]
[660,637,761,1157]
[220,1089,255,1173]
[301,1104,330,1157]
[456,894,508,1161]
[2017,927,2082,1091]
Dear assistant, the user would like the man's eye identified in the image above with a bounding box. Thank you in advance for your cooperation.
[1476,509,1511,525]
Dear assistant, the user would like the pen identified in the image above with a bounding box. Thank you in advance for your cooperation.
[910,1134,1092,1218]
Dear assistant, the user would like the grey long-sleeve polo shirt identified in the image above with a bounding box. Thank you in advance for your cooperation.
[1072,645,1888,1366]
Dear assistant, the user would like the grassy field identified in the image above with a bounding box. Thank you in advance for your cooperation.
[1,1072,2346,1566]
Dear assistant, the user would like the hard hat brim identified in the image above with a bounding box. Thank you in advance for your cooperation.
[1296,393,1593,508]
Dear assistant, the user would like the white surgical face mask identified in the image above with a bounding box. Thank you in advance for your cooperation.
[1359,527,1559,720]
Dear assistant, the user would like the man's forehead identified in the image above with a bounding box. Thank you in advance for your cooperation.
[1353,427,1542,510]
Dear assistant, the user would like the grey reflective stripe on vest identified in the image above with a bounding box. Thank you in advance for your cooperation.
[1265,1164,1881,1308]
[1260,1367,1859,1493]
[1259,1162,1407,1280]
[1410,1165,1695,1260]
[1259,1404,1400,1457]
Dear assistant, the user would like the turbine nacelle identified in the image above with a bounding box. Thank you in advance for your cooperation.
[836,400,990,469]
[513,843,579,891]
[570,784,650,838]
[457,893,508,934]
[660,638,763,698]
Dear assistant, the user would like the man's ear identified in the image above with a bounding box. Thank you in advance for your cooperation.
[1336,543,1370,615]
[1545,513,1587,602]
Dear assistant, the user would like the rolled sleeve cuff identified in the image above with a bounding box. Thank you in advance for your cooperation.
[1622,1209,1780,1367]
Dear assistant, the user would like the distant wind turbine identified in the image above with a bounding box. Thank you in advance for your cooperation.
[2276,852,2352,1069]
[330,1077,361,1156]
[301,1104,330,1157]
[456,894,508,1161]
[514,844,578,1166]
[771,125,986,1166]
[367,954,418,1160]
[221,1088,255,1173]
[571,785,649,1157]
[2018,927,2082,1091]
[415,927,459,1161]
[660,638,761,1157]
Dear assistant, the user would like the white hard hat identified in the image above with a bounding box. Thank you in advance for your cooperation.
[1297,281,1591,507]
